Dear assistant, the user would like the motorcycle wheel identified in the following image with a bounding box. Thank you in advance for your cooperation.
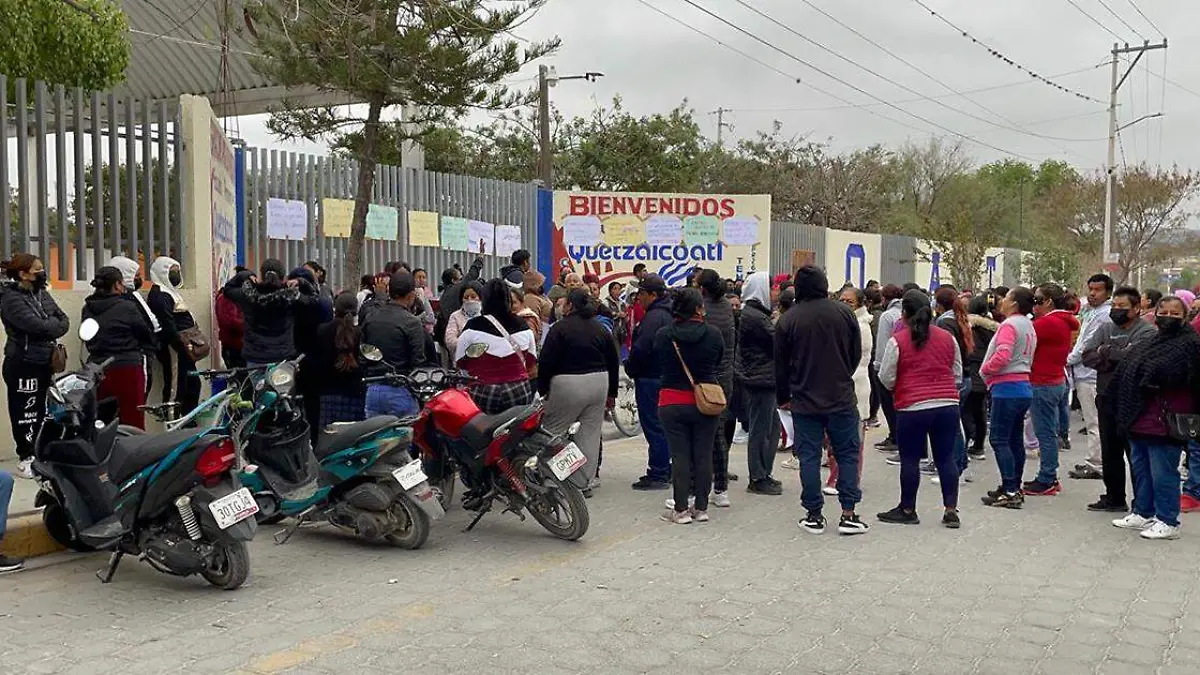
[611,378,641,437]
[41,502,92,552]
[523,466,590,541]
[200,541,251,590]
[384,494,431,550]
[435,470,457,512]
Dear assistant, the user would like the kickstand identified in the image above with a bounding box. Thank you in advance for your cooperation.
[273,507,316,545]
[96,551,123,583]
[463,505,490,532]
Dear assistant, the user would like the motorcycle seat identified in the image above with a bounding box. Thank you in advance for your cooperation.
[109,427,207,485]
[460,407,530,449]
[316,416,401,459]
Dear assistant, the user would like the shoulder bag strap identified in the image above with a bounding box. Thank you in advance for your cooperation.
[671,340,698,387]
[483,314,522,353]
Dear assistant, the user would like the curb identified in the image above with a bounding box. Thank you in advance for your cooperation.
[1,511,65,560]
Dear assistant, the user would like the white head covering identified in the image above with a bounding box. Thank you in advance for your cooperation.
[107,255,160,332]
[742,271,771,309]
[149,256,186,310]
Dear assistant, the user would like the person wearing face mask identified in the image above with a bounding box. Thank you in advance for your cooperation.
[109,255,161,395]
[146,257,203,416]
[444,281,483,358]
[1080,286,1157,513]
[83,267,156,429]
[0,253,69,478]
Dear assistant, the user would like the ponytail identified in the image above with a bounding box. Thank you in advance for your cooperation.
[935,287,974,353]
[902,289,934,348]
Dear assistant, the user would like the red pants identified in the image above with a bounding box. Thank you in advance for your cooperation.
[98,362,147,429]
[827,424,866,487]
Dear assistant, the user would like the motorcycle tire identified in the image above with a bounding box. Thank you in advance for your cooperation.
[200,540,251,590]
[41,502,93,552]
[384,494,431,550]
[525,470,590,541]
[435,471,457,512]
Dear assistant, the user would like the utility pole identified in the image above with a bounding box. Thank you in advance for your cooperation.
[537,66,604,189]
[1103,39,1167,269]
[710,107,732,147]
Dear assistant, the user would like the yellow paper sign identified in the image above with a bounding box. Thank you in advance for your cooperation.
[603,215,644,246]
[321,198,354,238]
[407,211,440,247]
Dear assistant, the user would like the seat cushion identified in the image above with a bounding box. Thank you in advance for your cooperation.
[315,416,401,459]
[109,427,208,485]
[460,407,530,450]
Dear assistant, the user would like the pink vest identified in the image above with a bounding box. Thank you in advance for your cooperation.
[894,328,960,410]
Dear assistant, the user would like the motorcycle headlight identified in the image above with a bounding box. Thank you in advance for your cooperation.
[268,363,296,395]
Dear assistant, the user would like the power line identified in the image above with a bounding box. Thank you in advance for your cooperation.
[1064,0,1125,40]
[1124,0,1165,37]
[1094,0,1146,39]
[910,0,1107,104]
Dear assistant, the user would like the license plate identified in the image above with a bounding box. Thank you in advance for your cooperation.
[208,487,259,530]
[548,442,587,481]
[392,461,427,490]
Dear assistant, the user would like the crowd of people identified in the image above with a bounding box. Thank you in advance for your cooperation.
[1,246,1200,571]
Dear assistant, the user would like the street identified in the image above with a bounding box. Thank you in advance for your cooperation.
[3,425,1200,675]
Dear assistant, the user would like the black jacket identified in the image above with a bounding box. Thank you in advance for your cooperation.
[82,292,155,366]
[225,279,317,364]
[965,315,997,393]
[736,299,774,390]
[625,295,672,380]
[654,320,725,393]
[774,299,862,413]
[537,313,620,398]
[703,295,736,387]
[146,286,197,356]
[0,282,69,366]
[434,256,485,345]
[361,302,427,376]
[310,321,366,397]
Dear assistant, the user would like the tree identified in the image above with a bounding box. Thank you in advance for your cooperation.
[1022,246,1082,287]
[245,0,557,282]
[918,174,1011,290]
[0,0,129,92]
[1109,164,1200,283]
[889,138,972,233]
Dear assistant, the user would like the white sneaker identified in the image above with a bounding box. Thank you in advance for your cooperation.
[660,509,693,525]
[711,491,731,508]
[822,485,838,496]
[16,458,33,479]
[732,429,749,445]
[664,496,696,510]
[780,456,800,470]
[1140,520,1180,540]
[1112,513,1156,530]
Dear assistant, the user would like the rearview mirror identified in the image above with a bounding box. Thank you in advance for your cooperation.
[360,344,383,362]
[79,318,100,342]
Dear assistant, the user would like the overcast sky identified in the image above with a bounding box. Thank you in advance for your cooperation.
[236,0,1194,174]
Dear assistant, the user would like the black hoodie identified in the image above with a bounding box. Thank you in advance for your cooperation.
[653,319,725,393]
[82,292,155,366]
[774,266,862,413]
[0,280,69,366]
[225,278,317,364]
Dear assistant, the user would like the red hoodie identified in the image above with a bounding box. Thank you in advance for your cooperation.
[1030,309,1080,386]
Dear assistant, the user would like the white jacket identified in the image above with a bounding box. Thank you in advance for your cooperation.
[853,306,874,420]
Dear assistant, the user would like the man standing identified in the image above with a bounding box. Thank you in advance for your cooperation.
[776,266,868,535]
[1066,274,1113,480]
[872,284,904,452]
[1023,283,1080,496]
[626,274,673,490]
[1080,286,1157,512]
[500,249,532,287]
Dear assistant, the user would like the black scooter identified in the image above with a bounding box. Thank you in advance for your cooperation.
[33,319,258,589]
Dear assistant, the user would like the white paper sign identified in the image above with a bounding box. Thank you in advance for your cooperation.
[562,215,602,246]
[266,198,308,240]
[646,215,682,245]
[495,225,522,257]
[723,217,759,246]
[778,408,793,450]
[468,220,495,254]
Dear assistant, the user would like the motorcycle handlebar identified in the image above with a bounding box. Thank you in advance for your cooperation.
[192,364,271,378]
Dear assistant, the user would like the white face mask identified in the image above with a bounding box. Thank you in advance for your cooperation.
[463,300,482,318]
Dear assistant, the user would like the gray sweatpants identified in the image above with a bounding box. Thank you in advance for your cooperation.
[542,372,609,484]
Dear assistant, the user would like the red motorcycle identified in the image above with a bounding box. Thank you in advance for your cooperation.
[360,349,590,541]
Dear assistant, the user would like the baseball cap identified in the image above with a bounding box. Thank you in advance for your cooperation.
[639,274,667,294]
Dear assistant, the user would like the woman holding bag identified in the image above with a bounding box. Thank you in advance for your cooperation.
[146,257,204,416]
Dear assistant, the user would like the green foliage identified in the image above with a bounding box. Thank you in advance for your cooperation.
[0,0,129,91]
[1022,246,1082,287]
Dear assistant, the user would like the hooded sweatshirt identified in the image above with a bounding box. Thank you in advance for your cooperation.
[109,255,161,335]
[225,259,317,364]
[653,318,724,402]
[146,256,196,354]
[82,291,155,366]
[735,271,775,390]
[1030,309,1080,386]
[774,266,862,413]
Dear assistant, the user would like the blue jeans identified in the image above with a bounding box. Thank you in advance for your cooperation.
[792,406,862,513]
[1031,383,1067,484]
[365,384,419,418]
[990,395,1032,493]
[0,470,13,539]
[635,378,670,482]
[1057,386,1071,438]
[1184,440,1200,500]
[1129,438,1183,527]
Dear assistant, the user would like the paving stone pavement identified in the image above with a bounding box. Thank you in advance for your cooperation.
[3,422,1200,675]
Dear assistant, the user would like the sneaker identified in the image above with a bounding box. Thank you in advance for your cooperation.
[981,491,1024,509]
[766,476,783,487]
[877,506,920,525]
[875,441,898,453]
[632,476,671,491]
[1068,466,1102,480]
[711,491,732,508]
[1088,495,1128,512]
[660,509,693,525]
[885,454,902,466]
[838,513,870,535]
[822,485,838,496]
[798,511,826,534]
[691,509,710,523]
[1060,434,1072,450]
[1112,513,1155,530]
[747,479,783,496]
[0,555,25,573]
[865,417,881,428]
[726,473,740,482]
[942,510,961,529]
[919,459,937,475]
[1181,494,1200,513]
[968,449,986,461]
[780,456,800,470]
[16,458,33,480]
[731,429,749,445]
[1140,520,1180,540]
[664,496,696,510]
[1022,480,1061,496]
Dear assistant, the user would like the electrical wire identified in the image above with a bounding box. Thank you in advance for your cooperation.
[1094,0,1146,39]
[1064,0,1126,40]
[1124,0,1165,37]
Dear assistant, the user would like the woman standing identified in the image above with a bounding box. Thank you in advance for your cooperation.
[1111,296,1200,540]
[444,280,483,357]
[934,286,975,483]
[538,289,620,494]
[412,268,437,335]
[824,286,875,495]
[146,257,202,416]
[980,287,1038,509]
[311,292,367,428]
[455,279,538,414]
[82,267,155,429]
[964,296,996,459]
[655,288,725,524]
[738,271,781,496]
[877,290,964,528]
[0,253,68,477]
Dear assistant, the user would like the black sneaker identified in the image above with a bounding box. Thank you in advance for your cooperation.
[766,476,783,487]
[885,454,902,466]
[798,510,826,534]
[726,473,740,482]
[747,478,783,496]
[1022,480,1061,496]
[0,554,25,573]
[876,441,898,453]
[986,484,1005,499]
[631,476,671,491]
[1060,434,1072,450]
[919,459,938,475]
[877,506,920,525]
[838,513,870,535]
[942,510,961,529]
[968,448,986,461]
[1087,495,1128,512]
[981,491,1024,509]
[1068,466,1102,480]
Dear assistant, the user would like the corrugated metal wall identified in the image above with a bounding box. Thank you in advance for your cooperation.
[881,234,917,287]
[770,221,825,272]
[1003,248,1024,287]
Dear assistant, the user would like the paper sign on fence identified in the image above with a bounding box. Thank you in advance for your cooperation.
[266,198,308,240]
[321,198,354,238]
[406,211,439,247]
[495,225,522,258]
[468,220,495,254]
[366,204,399,240]
[562,215,602,246]
[441,216,469,251]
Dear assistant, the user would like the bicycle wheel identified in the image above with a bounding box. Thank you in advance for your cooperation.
[611,377,640,437]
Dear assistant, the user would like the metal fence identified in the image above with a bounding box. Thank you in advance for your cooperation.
[881,233,918,287]
[242,148,539,291]
[1,75,182,281]
[770,221,825,273]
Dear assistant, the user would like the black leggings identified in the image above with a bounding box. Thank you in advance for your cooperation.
[962,390,988,450]
[4,360,50,460]
[868,363,882,420]
[661,404,720,512]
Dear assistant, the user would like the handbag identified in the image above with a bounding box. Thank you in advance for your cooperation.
[179,326,211,361]
[50,343,68,373]
[672,340,726,416]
